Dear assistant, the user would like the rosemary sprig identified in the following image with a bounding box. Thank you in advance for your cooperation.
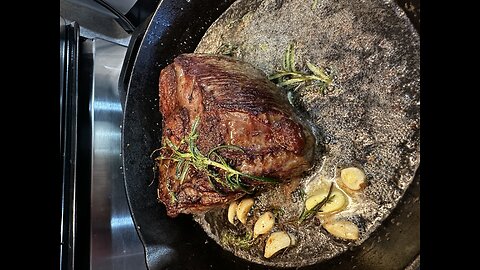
[298,182,335,224]
[269,43,333,93]
[157,116,279,193]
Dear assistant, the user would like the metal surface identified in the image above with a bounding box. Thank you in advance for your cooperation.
[103,0,138,14]
[60,16,66,147]
[61,1,149,268]
[65,0,137,15]
[93,0,136,33]
[60,19,79,270]
[90,38,146,270]
[61,0,131,46]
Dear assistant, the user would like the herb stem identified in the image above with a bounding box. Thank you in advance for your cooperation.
[269,43,333,93]
[158,116,279,192]
[298,182,335,223]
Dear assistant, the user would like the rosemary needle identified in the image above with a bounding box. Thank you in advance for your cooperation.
[298,182,335,223]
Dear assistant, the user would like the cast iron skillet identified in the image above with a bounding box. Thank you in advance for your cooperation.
[121,0,420,269]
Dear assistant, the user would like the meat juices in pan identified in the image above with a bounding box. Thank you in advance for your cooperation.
[157,54,315,217]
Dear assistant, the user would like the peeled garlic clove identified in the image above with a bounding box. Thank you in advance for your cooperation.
[305,193,326,211]
[323,220,359,240]
[228,201,238,225]
[320,190,348,213]
[340,167,366,191]
[236,198,254,224]
[254,212,275,236]
[305,189,347,213]
[264,231,291,258]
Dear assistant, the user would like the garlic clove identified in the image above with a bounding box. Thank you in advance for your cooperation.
[264,231,291,258]
[254,212,275,237]
[323,219,359,240]
[340,167,366,191]
[305,189,347,213]
[228,201,238,225]
[236,198,254,224]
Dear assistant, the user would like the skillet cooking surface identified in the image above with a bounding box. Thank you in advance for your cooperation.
[193,0,419,267]
[122,0,419,269]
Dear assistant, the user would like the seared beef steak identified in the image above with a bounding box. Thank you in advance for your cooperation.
[157,54,314,217]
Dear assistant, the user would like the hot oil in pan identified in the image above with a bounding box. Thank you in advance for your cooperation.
[192,0,419,267]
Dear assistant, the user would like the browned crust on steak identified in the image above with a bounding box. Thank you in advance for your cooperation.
[157,54,314,217]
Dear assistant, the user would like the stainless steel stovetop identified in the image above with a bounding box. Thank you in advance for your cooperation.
[60,1,149,269]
